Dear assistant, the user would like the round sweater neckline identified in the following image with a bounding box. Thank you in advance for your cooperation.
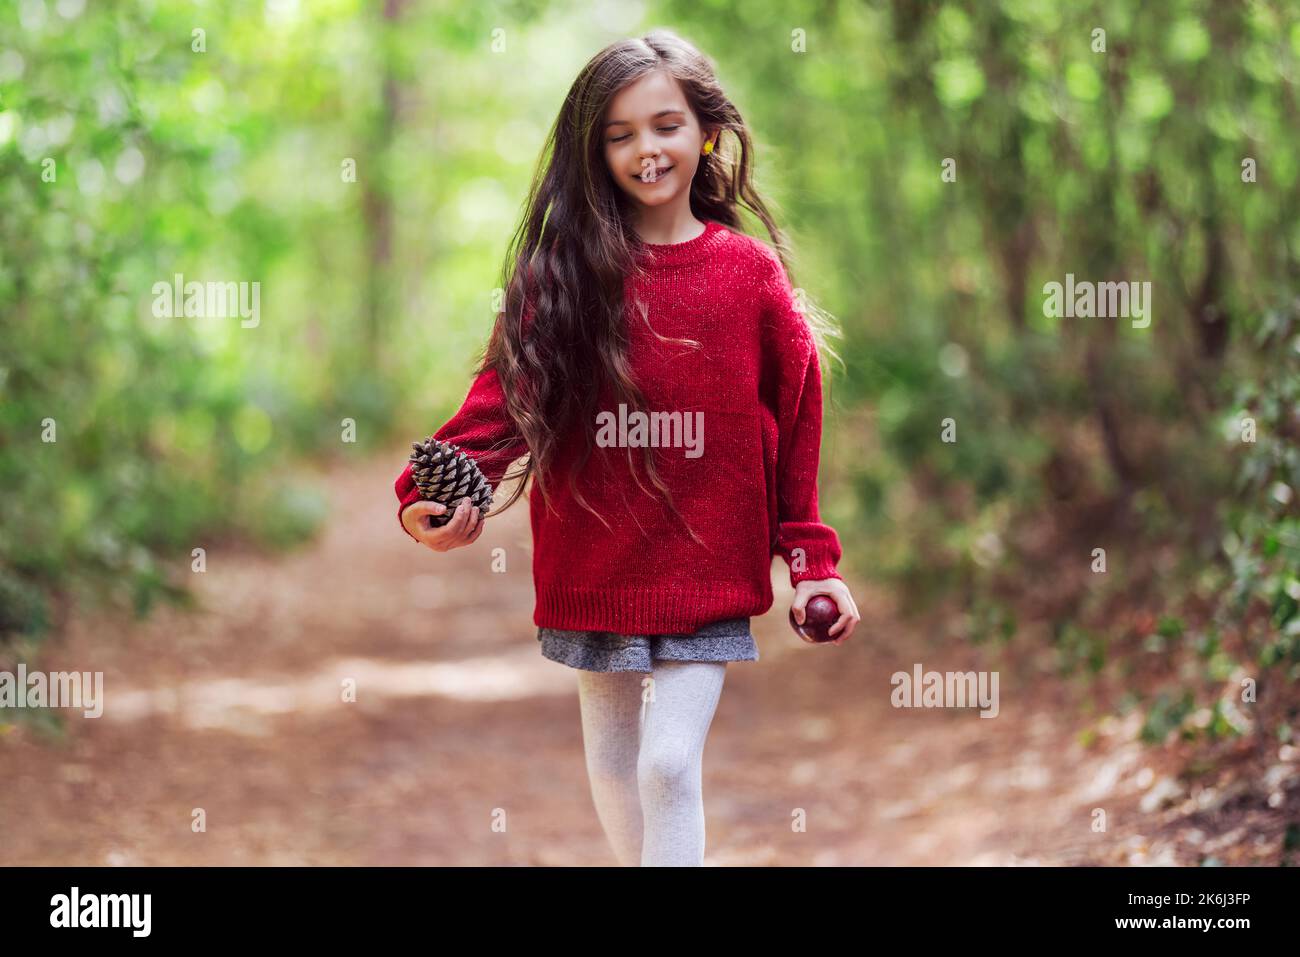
[634,218,728,268]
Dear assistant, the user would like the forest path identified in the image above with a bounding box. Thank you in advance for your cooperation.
[1,450,1196,866]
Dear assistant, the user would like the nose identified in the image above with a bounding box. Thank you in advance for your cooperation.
[637,130,661,157]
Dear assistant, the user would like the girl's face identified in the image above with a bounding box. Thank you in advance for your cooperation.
[602,70,713,215]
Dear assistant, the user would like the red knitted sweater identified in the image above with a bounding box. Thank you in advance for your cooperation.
[394,218,843,634]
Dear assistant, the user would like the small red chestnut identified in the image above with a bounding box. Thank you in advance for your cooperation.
[789,595,841,644]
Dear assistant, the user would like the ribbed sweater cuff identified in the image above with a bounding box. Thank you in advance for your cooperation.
[395,464,423,542]
[788,553,843,588]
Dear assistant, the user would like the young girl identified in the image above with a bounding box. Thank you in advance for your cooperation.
[395,29,860,867]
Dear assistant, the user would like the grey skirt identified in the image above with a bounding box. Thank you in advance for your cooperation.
[537,616,759,673]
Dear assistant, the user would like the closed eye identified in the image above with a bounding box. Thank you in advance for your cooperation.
[608,126,681,143]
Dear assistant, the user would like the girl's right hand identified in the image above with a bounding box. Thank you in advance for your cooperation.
[401,499,485,551]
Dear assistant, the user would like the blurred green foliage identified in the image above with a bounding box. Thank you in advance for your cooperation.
[658,0,1300,739]
[0,0,1297,745]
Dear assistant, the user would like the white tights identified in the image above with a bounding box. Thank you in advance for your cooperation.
[576,660,727,866]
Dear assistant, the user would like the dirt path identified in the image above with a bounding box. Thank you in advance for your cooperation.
[0,450,1239,865]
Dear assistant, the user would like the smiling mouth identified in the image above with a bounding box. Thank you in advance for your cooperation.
[635,165,673,184]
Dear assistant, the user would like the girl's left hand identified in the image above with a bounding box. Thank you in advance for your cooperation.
[791,579,860,644]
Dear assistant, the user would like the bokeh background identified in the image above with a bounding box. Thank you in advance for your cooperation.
[2,0,1298,865]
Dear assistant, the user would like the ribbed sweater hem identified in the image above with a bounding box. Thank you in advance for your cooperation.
[533,578,774,635]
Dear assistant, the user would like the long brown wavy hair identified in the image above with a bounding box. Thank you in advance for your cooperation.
[476,28,841,542]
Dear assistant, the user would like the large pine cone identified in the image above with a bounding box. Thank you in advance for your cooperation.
[408,437,494,527]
